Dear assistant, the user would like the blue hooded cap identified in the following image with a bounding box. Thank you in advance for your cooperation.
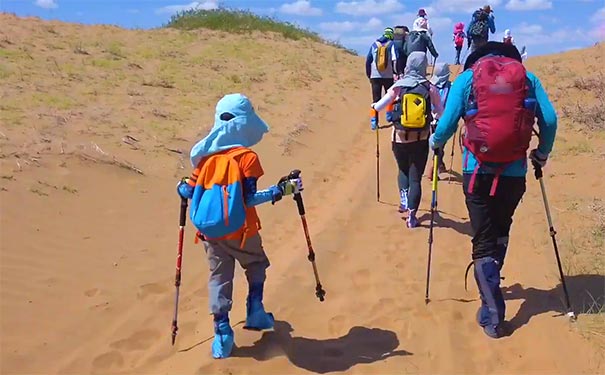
[190,93,270,167]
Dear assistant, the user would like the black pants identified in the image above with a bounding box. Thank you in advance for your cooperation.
[392,140,429,211]
[455,46,462,65]
[463,174,526,260]
[370,78,394,103]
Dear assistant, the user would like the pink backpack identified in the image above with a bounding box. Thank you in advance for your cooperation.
[463,56,535,195]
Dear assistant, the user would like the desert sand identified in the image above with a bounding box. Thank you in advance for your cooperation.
[1,13,604,375]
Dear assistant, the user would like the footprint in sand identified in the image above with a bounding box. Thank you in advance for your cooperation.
[91,350,124,372]
[84,288,99,297]
[351,269,370,290]
[136,282,168,300]
[109,329,161,352]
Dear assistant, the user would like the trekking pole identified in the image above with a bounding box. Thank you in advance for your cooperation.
[171,195,188,345]
[430,56,438,79]
[533,162,577,321]
[425,152,440,304]
[288,169,326,302]
[447,128,459,184]
[375,113,380,202]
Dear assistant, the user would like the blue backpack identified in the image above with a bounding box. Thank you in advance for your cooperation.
[190,148,248,240]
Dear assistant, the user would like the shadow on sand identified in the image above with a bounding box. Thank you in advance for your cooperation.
[233,321,412,373]
[503,274,605,335]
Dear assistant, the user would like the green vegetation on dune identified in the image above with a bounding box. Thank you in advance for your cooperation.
[165,8,357,55]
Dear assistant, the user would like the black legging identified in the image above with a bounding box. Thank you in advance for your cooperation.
[370,78,394,103]
[392,139,429,211]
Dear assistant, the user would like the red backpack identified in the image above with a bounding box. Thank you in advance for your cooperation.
[463,55,535,196]
[454,31,465,47]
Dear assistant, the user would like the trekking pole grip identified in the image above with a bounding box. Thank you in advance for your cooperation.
[532,161,543,180]
[179,197,188,227]
[293,193,305,216]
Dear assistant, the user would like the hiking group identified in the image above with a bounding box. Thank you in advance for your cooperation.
[171,3,563,361]
[368,5,560,339]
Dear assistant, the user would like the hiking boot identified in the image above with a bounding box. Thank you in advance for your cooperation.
[212,313,234,359]
[398,189,408,213]
[386,111,394,123]
[407,209,419,228]
[243,282,274,331]
[370,117,378,130]
[476,308,506,339]
[473,257,506,338]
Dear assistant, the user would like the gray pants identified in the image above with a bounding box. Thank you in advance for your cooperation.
[202,234,270,315]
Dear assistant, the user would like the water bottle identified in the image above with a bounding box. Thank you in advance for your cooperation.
[524,98,537,114]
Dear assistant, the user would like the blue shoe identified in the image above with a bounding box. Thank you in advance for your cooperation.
[212,314,234,359]
[243,283,274,331]
[477,308,506,338]
[406,209,419,228]
[370,117,378,131]
[386,111,394,123]
[398,189,408,213]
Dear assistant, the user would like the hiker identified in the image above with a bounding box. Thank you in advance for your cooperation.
[413,8,433,37]
[428,62,450,180]
[371,52,443,227]
[176,93,304,359]
[503,29,515,45]
[453,22,466,65]
[367,27,398,129]
[405,19,439,63]
[393,25,410,79]
[466,5,496,53]
[429,42,558,338]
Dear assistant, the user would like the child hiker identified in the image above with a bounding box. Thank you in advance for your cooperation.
[177,93,304,359]
[372,52,443,227]
[453,22,466,65]
[429,42,557,338]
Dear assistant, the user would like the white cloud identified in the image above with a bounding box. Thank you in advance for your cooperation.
[319,21,358,32]
[35,0,58,9]
[428,0,501,14]
[155,1,218,15]
[335,0,404,16]
[515,22,543,34]
[505,0,552,11]
[279,0,322,16]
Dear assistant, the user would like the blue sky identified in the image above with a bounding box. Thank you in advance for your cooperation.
[2,0,604,63]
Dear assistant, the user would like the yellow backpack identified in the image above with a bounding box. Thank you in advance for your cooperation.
[375,41,390,72]
[394,84,431,131]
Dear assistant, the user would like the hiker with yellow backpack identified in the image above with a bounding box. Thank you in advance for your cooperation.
[176,94,303,359]
[366,27,399,130]
[372,51,443,228]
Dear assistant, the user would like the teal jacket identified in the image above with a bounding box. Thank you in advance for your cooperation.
[432,69,558,177]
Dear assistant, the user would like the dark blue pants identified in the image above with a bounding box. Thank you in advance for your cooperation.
[463,173,525,327]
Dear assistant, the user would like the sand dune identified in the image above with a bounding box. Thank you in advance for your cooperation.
[1,14,604,375]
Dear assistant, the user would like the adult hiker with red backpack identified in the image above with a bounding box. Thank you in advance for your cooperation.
[466,5,496,53]
[453,22,466,65]
[367,27,398,129]
[372,51,444,227]
[429,42,558,338]
[176,93,304,359]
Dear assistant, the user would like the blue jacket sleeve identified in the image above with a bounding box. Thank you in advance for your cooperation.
[433,70,471,147]
[528,72,558,155]
[488,14,496,33]
[366,46,373,78]
[243,177,278,206]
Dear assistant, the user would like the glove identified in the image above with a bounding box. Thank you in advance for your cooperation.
[278,176,304,196]
[428,134,440,151]
[268,185,283,204]
[177,177,194,199]
[529,149,548,168]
